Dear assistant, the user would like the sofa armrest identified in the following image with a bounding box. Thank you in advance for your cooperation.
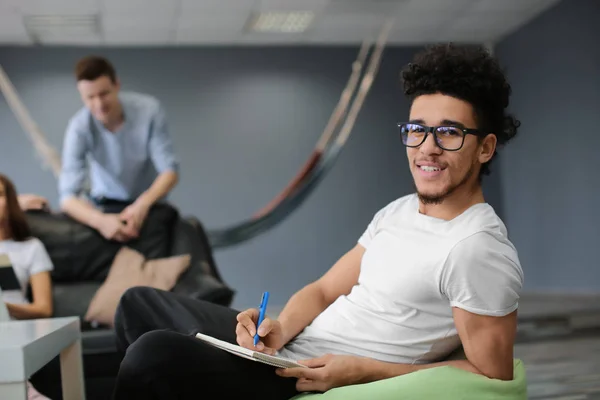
[169,217,235,306]
[178,216,224,283]
[173,270,234,306]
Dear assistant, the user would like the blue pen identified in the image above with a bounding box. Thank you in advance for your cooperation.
[254,291,270,346]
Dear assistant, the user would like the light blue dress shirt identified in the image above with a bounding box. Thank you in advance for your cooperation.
[58,91,179,205]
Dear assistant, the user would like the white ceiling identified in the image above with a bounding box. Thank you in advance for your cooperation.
[0,0,562,47]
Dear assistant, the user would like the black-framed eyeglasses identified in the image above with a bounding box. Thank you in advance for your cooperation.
[397,122,484,151]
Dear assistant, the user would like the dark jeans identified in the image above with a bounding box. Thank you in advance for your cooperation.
[112,286,300,400]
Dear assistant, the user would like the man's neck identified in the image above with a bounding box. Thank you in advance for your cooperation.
[418,184,485,221]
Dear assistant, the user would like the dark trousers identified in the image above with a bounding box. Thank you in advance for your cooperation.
[112,286,300,400]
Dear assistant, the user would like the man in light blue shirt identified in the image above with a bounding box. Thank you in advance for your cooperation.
[59,56,179,242]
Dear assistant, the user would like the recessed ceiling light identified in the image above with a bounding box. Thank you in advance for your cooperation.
[24,14,100,38]
[247,11,314,33]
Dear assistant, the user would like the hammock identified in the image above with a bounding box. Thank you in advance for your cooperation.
[209,20,394,248]
[0,19,394,250]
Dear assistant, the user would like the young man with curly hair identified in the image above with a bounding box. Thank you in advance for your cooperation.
[111,43,524,399]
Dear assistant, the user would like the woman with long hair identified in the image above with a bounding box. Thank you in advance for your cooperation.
[0,174,53,399]
[0,174,53,318]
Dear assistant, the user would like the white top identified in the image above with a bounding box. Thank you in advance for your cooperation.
[0,238,54,305]
[279,194,524,364]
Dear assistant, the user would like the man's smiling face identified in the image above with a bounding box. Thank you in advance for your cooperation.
[406,93,490,205]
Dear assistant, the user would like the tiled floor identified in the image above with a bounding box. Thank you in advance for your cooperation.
[515,293,600,399]
[516,333,600,399]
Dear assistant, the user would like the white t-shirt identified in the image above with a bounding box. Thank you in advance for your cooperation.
[278,194,524,364]
[0,238,54,305]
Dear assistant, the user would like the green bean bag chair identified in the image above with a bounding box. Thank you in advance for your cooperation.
[291,359,526,400]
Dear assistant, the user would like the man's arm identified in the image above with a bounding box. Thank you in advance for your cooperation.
[359,309,517,381]
[279,309,518,391]
[119,102,178,232]
[139,102,179,206]
[358,233,520,381]
[238,243,364,351]
[119,103,179,232]
[276,244,364,345]
[58,120,105,228]
[241,206,389,350]
[135,170,178,209]
[61,197,104,228]
[119,171,177,235]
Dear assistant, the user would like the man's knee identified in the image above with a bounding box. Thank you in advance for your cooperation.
[115,287,143,323]
[114,286,161,347]
[118,330,176,381]
[117,286,160,318]
[122,285,161,304]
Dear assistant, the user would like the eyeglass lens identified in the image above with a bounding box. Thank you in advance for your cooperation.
[400,123,464,150]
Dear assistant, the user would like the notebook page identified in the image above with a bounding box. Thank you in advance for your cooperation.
[254,352,307,368]
[195,333,306,368]
[195,332,254,357]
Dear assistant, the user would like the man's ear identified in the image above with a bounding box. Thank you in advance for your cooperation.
[478,134,497,164]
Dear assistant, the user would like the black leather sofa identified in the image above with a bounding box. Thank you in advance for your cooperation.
[25,205,235,400]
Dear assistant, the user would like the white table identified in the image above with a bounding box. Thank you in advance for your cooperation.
[0,317,85,399]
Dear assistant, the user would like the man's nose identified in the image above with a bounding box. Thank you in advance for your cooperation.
[91,98,101,109]
[419,132,443,155]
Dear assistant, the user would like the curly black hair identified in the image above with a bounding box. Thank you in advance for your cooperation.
[401,43,520,176]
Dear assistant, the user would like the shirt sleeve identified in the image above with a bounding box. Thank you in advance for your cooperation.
[58,118,88,205]
[28,239,54,276]
[148,103,179,174]
[440,232,524,317]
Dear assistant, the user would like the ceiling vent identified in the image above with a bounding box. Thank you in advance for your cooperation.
[246,11,315,33]
[23,14,101,42]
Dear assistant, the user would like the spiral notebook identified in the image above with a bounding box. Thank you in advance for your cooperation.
[195,332,306,369]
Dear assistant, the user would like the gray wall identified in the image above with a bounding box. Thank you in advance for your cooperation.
[496,0,600,293]
[0,45,424,309]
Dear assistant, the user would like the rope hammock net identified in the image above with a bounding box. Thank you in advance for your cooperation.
[0,19,394,249]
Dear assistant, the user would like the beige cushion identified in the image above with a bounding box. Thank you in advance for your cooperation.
[85,246,190,327]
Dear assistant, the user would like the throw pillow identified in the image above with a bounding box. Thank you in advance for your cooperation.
[84,246,191,327]
[26,203,179,283]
